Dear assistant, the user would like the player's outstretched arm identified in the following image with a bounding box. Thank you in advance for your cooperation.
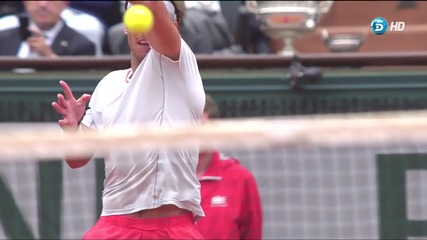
[63,124,93,169]
[52,80,93,169]
[129,1,181,60]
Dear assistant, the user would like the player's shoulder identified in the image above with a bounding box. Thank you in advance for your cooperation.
[150,38,195,62]
[180,38,193,53]
[100,69,129,83]
[93,69,129,92]
[180,38,197,59]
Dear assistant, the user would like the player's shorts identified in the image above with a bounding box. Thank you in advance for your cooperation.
[82,213,203,239]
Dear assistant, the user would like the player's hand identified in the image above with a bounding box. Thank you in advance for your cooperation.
[27,27,57,58]
[52,80,91,131]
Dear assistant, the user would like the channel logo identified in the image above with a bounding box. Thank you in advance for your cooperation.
[371,17,388,35]
[371,17,405,35]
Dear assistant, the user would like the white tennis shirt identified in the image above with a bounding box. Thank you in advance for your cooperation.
[81,39,206,218]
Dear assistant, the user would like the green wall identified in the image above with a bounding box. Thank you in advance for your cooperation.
[1,68,427,122]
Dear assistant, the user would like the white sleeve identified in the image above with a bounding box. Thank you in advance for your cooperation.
[153,38,205,114]
[156,38,200,77]
[80,77,105,130]
[177,39,206,117]
[80,108,96,130]
[178,40,202,82]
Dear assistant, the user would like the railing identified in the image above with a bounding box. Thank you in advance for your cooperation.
[0,51,426,70]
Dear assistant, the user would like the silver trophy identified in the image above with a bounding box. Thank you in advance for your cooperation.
[246,1,334,56]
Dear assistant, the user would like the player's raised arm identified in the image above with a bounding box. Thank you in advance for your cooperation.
[128,1,181,61]
[52,80,93,169]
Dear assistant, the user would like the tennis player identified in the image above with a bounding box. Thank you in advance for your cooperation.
[52,1,205,239]
[196,94,263,239]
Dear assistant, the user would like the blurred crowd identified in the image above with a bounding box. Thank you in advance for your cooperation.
[0,1,272,58]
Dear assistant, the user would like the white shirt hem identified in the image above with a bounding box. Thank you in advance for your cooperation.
[100,199,205,218]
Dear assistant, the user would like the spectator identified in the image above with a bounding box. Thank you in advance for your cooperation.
[0,1,24,17]
[180,1,242,54]
[61,6,105,56]
[107,22,129,55]
[106,1,263,56]
[238,1,271,54]
[196,94,263,239]
[67,1,123,55]
[0,1,95,58]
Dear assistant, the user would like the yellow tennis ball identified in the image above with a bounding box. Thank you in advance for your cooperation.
[123,5,154,34]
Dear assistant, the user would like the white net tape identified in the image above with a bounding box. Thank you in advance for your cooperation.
[0,110,426,160]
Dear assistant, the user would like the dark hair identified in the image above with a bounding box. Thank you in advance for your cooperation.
[124,1,128,11]
[124,1,183,25]
[204,94,219,119]
[170,1,183,25]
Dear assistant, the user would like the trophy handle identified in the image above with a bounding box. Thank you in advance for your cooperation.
[245,1,259,13]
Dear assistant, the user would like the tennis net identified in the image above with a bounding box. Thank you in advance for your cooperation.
[0,111,427,239]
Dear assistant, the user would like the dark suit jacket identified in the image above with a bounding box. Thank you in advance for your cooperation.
[107,22,129,55]
[0,20,95,56]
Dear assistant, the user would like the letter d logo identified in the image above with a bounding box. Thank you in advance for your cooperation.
[371,17,388,35]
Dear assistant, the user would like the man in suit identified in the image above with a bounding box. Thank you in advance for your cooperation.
[181,1,240,54]
[0,1,95,58]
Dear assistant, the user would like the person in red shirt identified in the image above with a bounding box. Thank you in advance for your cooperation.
[196,94,263,239]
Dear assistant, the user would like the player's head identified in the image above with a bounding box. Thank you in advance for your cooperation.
[23,1,69,31]
[124,1,183,61]
[203,94,219,122]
